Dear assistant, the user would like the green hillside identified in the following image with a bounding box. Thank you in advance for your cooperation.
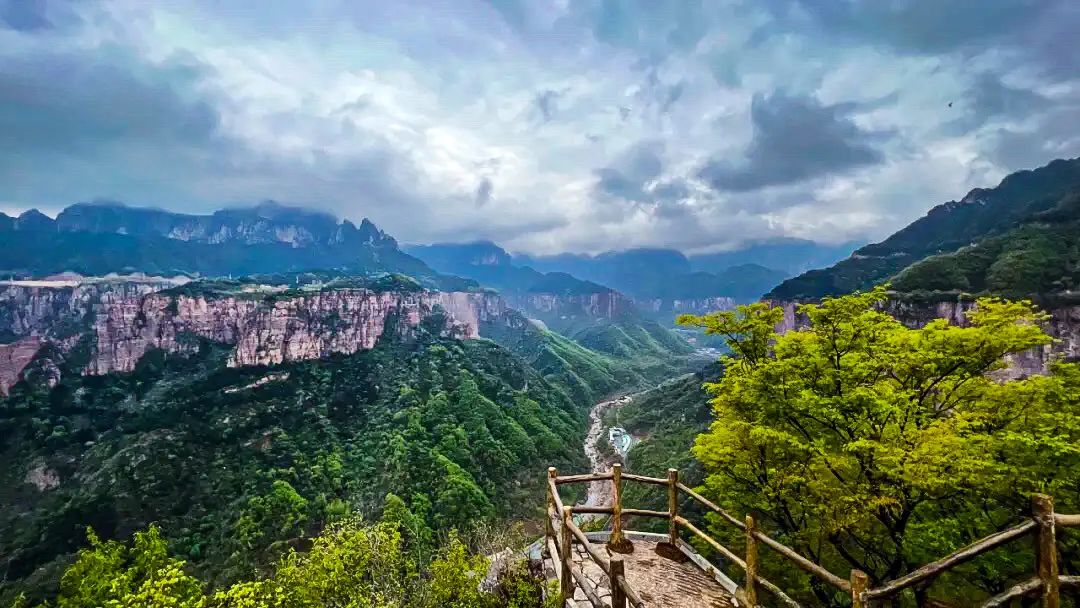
[890,191,1080,303]
[0,330,586,602]
[768,158,1080,300]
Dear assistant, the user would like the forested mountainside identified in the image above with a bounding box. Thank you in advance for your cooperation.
[0,328,585,600]
[768,157,1080,300]
[619,160,1080,501]
[601,365,718,513]
[0,202,457,287]
[889,190,1080,304]
[0,271,695,603]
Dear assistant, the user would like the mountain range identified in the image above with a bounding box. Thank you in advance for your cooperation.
[515,248,791,303]
[769,157,1080,301]
[407,241,810,312]
[0,201,455,287]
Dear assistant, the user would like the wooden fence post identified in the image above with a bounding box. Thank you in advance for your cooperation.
[546,467,557,542]
[560,506,574,604]
[1033,494,1060,608]
[745,515,758,607]
[611,464,624,546]
[610,557,627,608]
[851,569,868,608]
[667,468,679,545]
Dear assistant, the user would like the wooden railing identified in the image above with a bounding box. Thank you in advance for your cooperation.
[546,465,1080,607]
[546,466,647,607]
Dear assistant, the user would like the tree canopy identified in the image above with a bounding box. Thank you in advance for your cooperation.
[679,287,1080,604]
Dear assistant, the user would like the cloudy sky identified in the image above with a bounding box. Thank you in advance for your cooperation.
[1,0,1078,254]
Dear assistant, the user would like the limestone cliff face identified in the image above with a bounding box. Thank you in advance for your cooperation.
[771,298,1080,376]
[507,291,634,320]
[634,296,736,316]
[89,290,503,374]
[0,282,506,393]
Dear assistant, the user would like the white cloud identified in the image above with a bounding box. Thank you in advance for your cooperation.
[0,0,1077,254]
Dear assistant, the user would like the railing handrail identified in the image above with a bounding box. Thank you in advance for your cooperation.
[549,466,1080,607]
[547,467,647,608]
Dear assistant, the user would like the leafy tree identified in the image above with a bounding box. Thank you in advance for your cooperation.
[57,526,202,608]
[33,518,552,608]
[679,287,1080,604]
[233,480,310,551]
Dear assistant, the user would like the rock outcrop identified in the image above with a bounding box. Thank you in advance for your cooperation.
[0,282,507,393]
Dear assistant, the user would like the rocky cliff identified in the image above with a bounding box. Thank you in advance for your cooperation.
[772,298,1080,377]
[0,281,507,393]
[634,296,736,316]
[506,290,635,321]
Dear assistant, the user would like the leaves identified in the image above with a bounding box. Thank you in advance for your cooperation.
[680,289,1080,601]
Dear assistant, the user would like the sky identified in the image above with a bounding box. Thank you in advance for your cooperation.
[1,0,1078,255]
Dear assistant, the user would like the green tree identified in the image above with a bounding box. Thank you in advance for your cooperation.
[679,287,1080,604]
[233,480,310,551]
[57,526,202,608]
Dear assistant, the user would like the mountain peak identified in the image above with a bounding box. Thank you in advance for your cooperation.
[15,209,56,232]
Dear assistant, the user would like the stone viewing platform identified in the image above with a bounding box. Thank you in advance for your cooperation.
[539,465,1080,607]
[530,530,736,608]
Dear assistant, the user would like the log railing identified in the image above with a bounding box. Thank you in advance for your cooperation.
[547,467,646,607]
[546,465,1080,607]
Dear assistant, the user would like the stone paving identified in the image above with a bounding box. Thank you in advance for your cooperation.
[543,535,737,608]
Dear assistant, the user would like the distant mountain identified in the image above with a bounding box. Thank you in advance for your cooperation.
[659,264,787,301]
[515,247,785,304]
[404,241,543,292]
[0,201,458,288]
[689,238,861,276]
[768,157,1080,300]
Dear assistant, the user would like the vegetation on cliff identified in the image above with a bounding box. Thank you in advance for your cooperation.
[680,288,1080,604]
[0,325,585,603]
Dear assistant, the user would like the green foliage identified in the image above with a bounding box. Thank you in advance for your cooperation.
[891,217,1080,303]
[604,367,719,513]
[0,334,586,603]
[31,518,553,608]
[682,287,1080,603]
[57,526,202,608]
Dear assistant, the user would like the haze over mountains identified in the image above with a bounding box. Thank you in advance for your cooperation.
[406,239,851,308]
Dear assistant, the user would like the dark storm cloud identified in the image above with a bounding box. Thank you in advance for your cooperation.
[0,38,436,229]
[0,49,220,152]
[987,104,1080,170]
[1,0,50,31]
[475,177,493,206]
[943,74,1050,136]
[534,89,562,122]
[698,91,886,192]
[593,140,664,201]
